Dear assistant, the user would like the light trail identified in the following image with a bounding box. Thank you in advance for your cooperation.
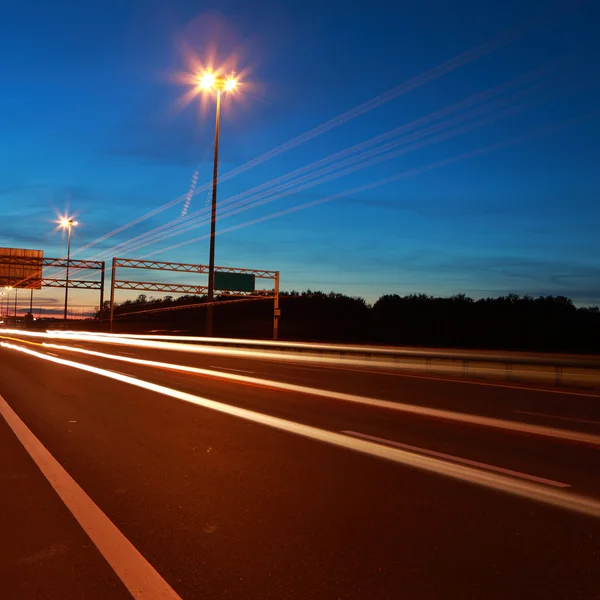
[106,81,557,258]
[2,339,599,518]
[101,70,555,258]
[145,111,597,258]
[32,340,600,446]
[7,94,594,299]
[4,326,600,395]
[113,295,270,317]
[66,1,578,261]
[46,330,600,370]
[342,430,571,488]
[3,329,599,438]
[60,63,577,282]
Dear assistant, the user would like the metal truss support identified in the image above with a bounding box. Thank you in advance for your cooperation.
[41,278,103,290]
[273,272,280,341]
[114,257,277,278]
[0,256,105,318]
[0,256,104,270]
[109,258,117,333]
[108,256,280,338]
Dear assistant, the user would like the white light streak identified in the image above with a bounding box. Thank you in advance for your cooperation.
[11,336,600,446]
[66,4,570,262]
[2,340,599,518]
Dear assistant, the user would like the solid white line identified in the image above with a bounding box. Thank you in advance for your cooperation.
[35,341,600,446]
[208,366,255,374]
[515,410,600,426]
[0,394,182,600]
[342,430,571,488]
[3,342,600,518]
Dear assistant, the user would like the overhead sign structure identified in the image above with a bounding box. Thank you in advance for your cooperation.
[0,248,43,289]
[109,257,279,338]
[0,249,106,314]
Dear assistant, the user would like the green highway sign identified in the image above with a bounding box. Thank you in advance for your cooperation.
[214,272,256,293]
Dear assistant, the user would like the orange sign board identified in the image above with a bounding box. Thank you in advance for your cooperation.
[0,248,44,289]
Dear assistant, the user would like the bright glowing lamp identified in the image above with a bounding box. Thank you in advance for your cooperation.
[224,78,237,92]
[199,72,216,90]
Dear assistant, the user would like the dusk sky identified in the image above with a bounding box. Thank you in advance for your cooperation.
[1,0,599,314]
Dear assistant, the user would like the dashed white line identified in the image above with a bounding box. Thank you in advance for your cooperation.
[0,394,182,600]
[342,430,571,488]
[515,410,600,426]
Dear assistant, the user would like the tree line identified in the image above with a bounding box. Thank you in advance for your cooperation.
[93,291,600,353]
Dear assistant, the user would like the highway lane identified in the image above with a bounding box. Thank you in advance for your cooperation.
[0,415,132,600]
[29,332,600,439]
[1,337,600,599]
[3,334,600,496]
[7,336,600,496]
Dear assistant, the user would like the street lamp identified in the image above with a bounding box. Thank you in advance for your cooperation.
[197,70,238,337]
[59,217,78,320]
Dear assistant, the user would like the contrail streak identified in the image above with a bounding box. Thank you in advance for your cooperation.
[68,0,580,259]
[144,111,596,258]
[106,79,556,257]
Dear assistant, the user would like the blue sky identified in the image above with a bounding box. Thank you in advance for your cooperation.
[1,0,599,314]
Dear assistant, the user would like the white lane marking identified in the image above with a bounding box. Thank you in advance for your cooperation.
[342,430,571,488]
[35,341,600,447]
[208,366,255,374]
[47,352,59,357]
[515,410,600,426]
[0,395,182,600]
[2,342,600,518]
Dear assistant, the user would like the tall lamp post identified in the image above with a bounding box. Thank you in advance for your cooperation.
[198,71,238,337]
[59,217,78,321]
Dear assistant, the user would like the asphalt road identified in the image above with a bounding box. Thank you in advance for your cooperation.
[1,332,599,599]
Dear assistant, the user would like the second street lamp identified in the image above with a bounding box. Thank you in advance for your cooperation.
[198,71,238,337]
[59,217,78,321]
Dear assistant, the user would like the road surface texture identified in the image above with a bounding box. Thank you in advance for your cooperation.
[1,331,599,600]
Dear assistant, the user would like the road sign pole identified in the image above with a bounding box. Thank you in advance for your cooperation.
[109,257,117,333]
[273,271,280,340]
[99,261,105,312]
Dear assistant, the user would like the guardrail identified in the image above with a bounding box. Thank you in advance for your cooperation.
[75,333,600,391]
